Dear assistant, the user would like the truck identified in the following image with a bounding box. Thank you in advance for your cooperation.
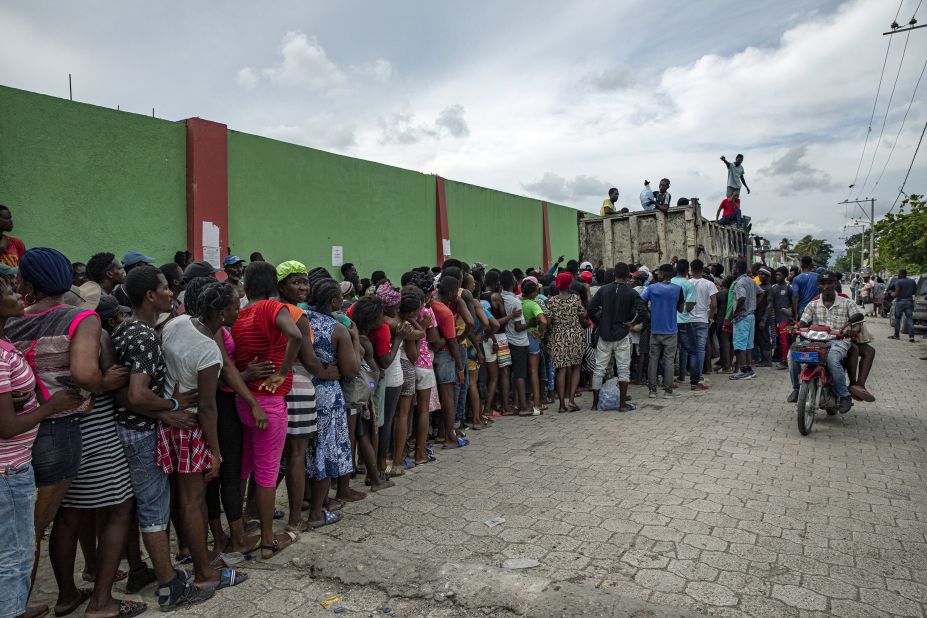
[577,202,753,273]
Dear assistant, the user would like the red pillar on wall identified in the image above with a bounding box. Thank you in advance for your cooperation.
[185,117,229,270]
[541,201,552,271]
[435,175,451,266]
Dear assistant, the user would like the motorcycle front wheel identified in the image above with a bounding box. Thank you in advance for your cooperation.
[797,379,818,436]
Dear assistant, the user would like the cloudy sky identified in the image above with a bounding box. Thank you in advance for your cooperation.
[2,0,926,253]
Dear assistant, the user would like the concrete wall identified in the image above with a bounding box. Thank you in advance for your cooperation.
[2,84,581,278]
[227,131,436,281]
[0,85,187,265]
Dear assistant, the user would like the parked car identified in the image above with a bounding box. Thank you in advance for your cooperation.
[913,275,927,334]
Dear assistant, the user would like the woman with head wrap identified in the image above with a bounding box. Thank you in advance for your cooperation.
[543,272,588,412]
[275,261,340,532]
[304,278,358,523]
[5,248,131,616]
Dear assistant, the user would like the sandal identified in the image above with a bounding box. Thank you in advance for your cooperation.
[261,531,298,559]
[309,510,342,529]
[442,437,469,449]
[370,479,395,492]
[414,453,437,465]
[568,404,580,412]
[54,588,92,617]
[205,567,249,590]
[113,599,147,618]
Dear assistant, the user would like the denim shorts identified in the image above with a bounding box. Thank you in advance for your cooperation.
[32,415,82,487]
[0,464,36,618]
[527,334,541,355]
[733,314,756,351]
[433,350,457,385]
[120,431,171,533]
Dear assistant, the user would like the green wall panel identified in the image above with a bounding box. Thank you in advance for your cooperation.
[0,86,187,266]
[548,202,580,265]
[228,131,435,281]
[444,180,544,271]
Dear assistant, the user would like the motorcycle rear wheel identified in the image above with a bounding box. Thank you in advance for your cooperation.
[797,379,818,436]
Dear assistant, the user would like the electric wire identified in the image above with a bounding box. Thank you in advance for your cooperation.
[888,118,927,214]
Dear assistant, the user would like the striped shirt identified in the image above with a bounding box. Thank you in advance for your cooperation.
[0,340,40,468]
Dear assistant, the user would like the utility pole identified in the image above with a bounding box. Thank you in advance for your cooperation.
[838,198,876,272]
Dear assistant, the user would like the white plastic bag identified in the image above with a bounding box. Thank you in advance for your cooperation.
[597,377,620,410]
[639,181,655,210]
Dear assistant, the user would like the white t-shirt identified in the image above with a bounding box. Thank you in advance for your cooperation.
[689,278,718,323]
[727,162,744,189]
[162,315,223,412]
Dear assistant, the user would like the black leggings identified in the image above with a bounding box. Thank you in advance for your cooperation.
[377,386,401,459]
[206,391,244,522]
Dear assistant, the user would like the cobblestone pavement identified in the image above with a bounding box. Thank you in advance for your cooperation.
[31,318,927,616]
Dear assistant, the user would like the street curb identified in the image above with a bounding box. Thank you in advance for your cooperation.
[287,534,702,617]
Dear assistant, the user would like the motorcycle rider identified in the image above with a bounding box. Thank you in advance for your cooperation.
[786,271,858,413]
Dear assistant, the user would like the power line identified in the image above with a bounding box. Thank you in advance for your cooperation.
[888,118,927,214]
[871,53,927,192]
[858,29,912,198]
[849,6,899,199]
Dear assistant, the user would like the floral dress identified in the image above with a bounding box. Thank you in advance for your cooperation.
[544,294,587,368]
[305,310,353,480]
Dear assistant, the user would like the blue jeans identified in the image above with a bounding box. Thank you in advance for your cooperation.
[687,322,709,385]
[718,209,742,227]
[0,464,36,618]
[677,324,690,381]
[120,431,171,533]
[454,344,469,423]
[789,340,850,397]
[894,299,914,337]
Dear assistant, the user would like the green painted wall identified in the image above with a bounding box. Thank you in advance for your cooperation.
[444,180,544,270]
[548,202,580,265]
[228,131,436,281]
[0,85,187,266]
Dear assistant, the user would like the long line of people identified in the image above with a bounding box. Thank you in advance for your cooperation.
[0,219,885,618]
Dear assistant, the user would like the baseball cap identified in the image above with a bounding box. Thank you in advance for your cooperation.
[818,271,842,283]
[579,261,593,271]
[223,255,244,267]
[122,251,156,268]
[95,294,130,320]
[183,260,217,282]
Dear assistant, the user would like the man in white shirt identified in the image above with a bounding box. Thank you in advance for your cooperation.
[687,260,717,391]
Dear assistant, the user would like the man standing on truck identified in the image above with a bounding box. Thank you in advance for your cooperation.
[721,154,750,197]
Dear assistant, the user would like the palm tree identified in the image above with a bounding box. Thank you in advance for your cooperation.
[778,237,792,251]
[793,235,823,260]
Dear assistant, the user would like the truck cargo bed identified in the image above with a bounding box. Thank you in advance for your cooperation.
[578,204,752,273]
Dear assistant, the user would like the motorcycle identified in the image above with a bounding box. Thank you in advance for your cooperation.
[790,313,865,435]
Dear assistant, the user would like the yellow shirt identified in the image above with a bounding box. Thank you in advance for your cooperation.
[600,199,616,216]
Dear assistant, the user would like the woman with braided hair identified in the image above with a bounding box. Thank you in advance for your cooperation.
[160,280,249,590]
[305,278,359,525]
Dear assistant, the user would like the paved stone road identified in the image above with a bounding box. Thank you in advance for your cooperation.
[32,318,927,616]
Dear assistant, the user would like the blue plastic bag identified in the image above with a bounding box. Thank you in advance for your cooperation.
[597,378,620,410]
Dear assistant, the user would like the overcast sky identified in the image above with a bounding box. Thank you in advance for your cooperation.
[3,0,926,253]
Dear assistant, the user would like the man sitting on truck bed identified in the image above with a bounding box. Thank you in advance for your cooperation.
[653,179,672,213]
[600,188,619,216]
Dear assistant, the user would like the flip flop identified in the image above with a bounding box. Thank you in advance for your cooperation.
[272,507,284,520]
[205,567,249,590]
[414,453,437,465]
[370,479,395,492]
[54,588,92,617]
[174,553,193,565]
[113,599,147,618]
[442,437,469,449]
[309,510,342,529]
[403,457,416,469]
[619,403,637,412]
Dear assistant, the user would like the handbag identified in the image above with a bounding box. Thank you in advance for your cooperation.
[341,360,378,405]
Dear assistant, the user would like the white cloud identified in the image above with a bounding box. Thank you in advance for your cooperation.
[378,105,469,144]
[758,145,841,194]
[236,67,259,90]
[358,58,393,83]
[260,31,346,91]
[522,173,613,204]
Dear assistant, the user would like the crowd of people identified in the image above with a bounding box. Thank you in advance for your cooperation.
[0,197,903,618]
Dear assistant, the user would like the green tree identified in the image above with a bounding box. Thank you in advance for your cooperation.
[874,193,927,272]
[793,235,834,267]
[778,237,792,251]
